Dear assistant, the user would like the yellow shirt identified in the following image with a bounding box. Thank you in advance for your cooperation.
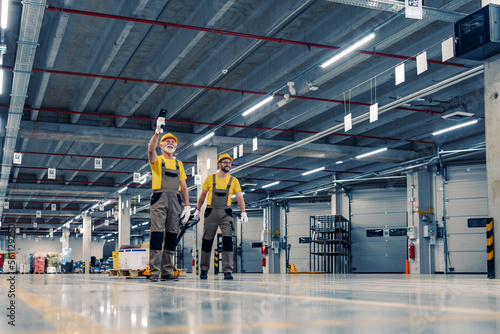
[150,156,187,191]
[202,173,241,207]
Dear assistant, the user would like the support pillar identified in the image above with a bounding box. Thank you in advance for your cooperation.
[62,227,70,250]
[118,194,132,247]
[485,53,500,278]
[82,215,91,275]
[196,146,218,275]
[407,170,434,274]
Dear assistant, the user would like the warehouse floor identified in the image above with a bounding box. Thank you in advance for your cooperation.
[2,273,500,333]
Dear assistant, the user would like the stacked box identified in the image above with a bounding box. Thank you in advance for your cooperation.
[34,257,45,274]
[119,249,149,270]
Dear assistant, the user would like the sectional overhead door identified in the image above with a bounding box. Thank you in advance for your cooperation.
[350,187,407,273]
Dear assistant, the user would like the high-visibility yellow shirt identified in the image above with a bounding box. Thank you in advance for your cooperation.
[149,156,187,191]
[202,173,241,207]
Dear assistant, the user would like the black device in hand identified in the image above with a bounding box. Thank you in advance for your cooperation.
[154,109,167,129]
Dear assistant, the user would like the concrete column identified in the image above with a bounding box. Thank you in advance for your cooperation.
[62,227,70,250]
[407,170,435,274]
[118,194,132,247]
[82,215,91,275]
[485,53,500,278]
[196,146,218,274]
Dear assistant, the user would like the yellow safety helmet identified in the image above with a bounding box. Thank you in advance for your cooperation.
[217,153,233,164]
[160,133,177,143]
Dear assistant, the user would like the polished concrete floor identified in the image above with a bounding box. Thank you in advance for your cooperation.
[1,272,500,333]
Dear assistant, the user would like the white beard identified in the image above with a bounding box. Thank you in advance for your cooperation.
[162,146,176,154]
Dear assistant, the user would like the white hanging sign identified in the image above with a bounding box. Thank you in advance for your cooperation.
[36,210,42,218]
[395,63,405,86]
[51,204,57,211]
[104,220,109,226]
[33,222,37,228]
[416,51,428,75]
[405,0,422,20]
[15,228,19,234]
[94,158,102,169]
[344,113,352,132]
[191,167,195,177]
[23,234,26,238]
[13,152,22,164]
[370,103,379,123]
[253,137,258,151]
[133,172,141,183]
[442,37,454,62]
[233,146,238,159]
[3,202,8,209]
[48,168,56,179]
[195,175,202,185]
[239,144,244,157]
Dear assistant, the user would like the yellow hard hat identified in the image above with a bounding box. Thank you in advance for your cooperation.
[217,153,233,164]
[160,133,177,143]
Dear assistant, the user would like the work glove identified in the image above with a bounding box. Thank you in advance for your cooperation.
[241,212,248,223]
[180,206,191,224]
[193,209,200,221]
[155,117,165,134]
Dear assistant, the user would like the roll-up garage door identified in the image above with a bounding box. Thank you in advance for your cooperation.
[240,210,264,273]
[350,187,407,273]
[287,201,332,272]
[444,165,488,273]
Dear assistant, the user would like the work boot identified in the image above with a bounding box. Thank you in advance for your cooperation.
[224,272,233,280]
[200,270,208,279]
[161,274,179,281]
[149,274,159,282]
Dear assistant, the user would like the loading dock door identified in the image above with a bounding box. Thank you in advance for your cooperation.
[239,210,264,273]
[350,187,407,273]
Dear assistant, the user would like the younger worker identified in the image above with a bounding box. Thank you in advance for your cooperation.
[147,121,190,282]
[193,153,248,280]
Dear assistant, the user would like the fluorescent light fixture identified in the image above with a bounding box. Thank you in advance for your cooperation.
[140,174,148,184]
[75,215,81,220]
[194,132,214,146]
[242,96,273,116]
[432,119,478,136]
[356,147,387,159]
[262,181,280,188]
[302,167,325,176]
[103,200,112,206]
[118,186,128,193]
[1,0,8,29]
[91,203,99,210]
[320,33,375,68]
[336,160,343,165]
[142,222,149,225]
[100,235,106,239]
[132,225,138,229]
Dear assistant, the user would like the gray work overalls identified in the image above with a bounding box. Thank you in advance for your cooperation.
[149,158,182,277]
[200,174,234,273]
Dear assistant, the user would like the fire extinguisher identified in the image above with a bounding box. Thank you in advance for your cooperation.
[262,257,266,267]
[261,245,268,255]
[409,243,415,259]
